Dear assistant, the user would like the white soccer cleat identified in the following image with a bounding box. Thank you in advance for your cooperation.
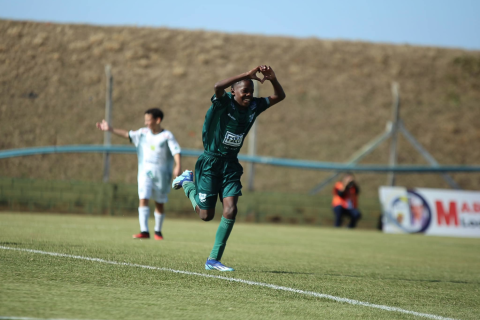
[205,258,235,271]
[172,170,193,190]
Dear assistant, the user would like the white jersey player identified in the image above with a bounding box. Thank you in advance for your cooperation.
[96,108,181,240]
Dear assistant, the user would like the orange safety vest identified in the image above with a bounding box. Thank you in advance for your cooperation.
[332,181,358,209]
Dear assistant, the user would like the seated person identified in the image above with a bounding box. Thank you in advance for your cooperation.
[332,173,361,228]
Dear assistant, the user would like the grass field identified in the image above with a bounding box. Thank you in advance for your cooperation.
[1,213,479,320]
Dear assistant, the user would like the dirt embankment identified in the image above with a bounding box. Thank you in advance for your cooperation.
[1,20,479,195]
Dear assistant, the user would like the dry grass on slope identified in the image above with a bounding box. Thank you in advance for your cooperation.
[1,20,479,195]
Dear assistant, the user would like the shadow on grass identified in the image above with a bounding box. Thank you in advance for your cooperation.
[250,270,476,284]
[256,270,315,275]
[325,273,476,284]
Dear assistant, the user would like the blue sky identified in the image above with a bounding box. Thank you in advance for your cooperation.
[1,0,479,50]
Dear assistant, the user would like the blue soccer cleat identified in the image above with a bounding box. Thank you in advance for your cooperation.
[205,258,235,271]
[172,170,193,190]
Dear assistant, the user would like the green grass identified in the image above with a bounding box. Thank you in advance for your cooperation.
[1,213,479,320]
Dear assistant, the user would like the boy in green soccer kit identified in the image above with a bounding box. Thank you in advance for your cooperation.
[173,65,285,271]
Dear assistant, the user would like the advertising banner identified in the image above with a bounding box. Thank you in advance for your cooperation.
[379,187,480,238]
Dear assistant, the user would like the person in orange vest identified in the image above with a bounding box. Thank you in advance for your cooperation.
[332,173,361,228]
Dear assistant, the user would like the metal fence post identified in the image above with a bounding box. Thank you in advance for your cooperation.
[247,80,259,191]
[103,65,113,183]
[387,82,400,186]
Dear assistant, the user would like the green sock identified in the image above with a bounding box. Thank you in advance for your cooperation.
[182,182,198,211]
[209,216,235,261]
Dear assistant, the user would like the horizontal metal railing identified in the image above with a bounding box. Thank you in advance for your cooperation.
[1,145,480,172]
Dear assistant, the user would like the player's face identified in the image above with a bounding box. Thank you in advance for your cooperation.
[144,114,160,130]
[232,80,254,108]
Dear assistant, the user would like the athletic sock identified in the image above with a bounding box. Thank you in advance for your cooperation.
[209,216,235,261]
[182,182,198,211]
[138,206,150,233]
[154,211,165,233]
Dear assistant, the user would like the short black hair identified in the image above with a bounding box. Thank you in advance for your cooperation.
[231,79,254,90]
[145,108,164,120]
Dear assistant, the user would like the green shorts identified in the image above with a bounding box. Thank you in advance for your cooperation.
[194,152,243,210]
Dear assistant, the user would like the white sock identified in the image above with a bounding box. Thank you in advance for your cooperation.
[154,212,165,233]
[138,206,150,233]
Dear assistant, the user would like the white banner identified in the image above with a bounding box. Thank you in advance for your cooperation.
[379,186,480,238]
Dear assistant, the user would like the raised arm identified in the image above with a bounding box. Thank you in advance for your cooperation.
[96,119,129,139]
[173,153,181,178]
[336,176,354,196]
[214,66,264,98]
[259,65,286,107]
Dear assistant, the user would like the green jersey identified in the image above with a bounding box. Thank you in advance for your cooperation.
[202,92,270,158]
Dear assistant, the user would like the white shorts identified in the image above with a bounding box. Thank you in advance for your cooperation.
[137,168,172,203]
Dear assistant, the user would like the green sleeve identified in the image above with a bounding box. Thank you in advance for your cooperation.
[254,97,271,115]
[210,92,231,110]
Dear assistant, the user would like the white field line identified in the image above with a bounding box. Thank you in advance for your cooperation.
[1,246,458,320]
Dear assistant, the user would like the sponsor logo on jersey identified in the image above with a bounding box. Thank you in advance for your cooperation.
[199,193,207,203]
[227,113,236,121]
[150,145,155,151]
[223,131,244,147]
